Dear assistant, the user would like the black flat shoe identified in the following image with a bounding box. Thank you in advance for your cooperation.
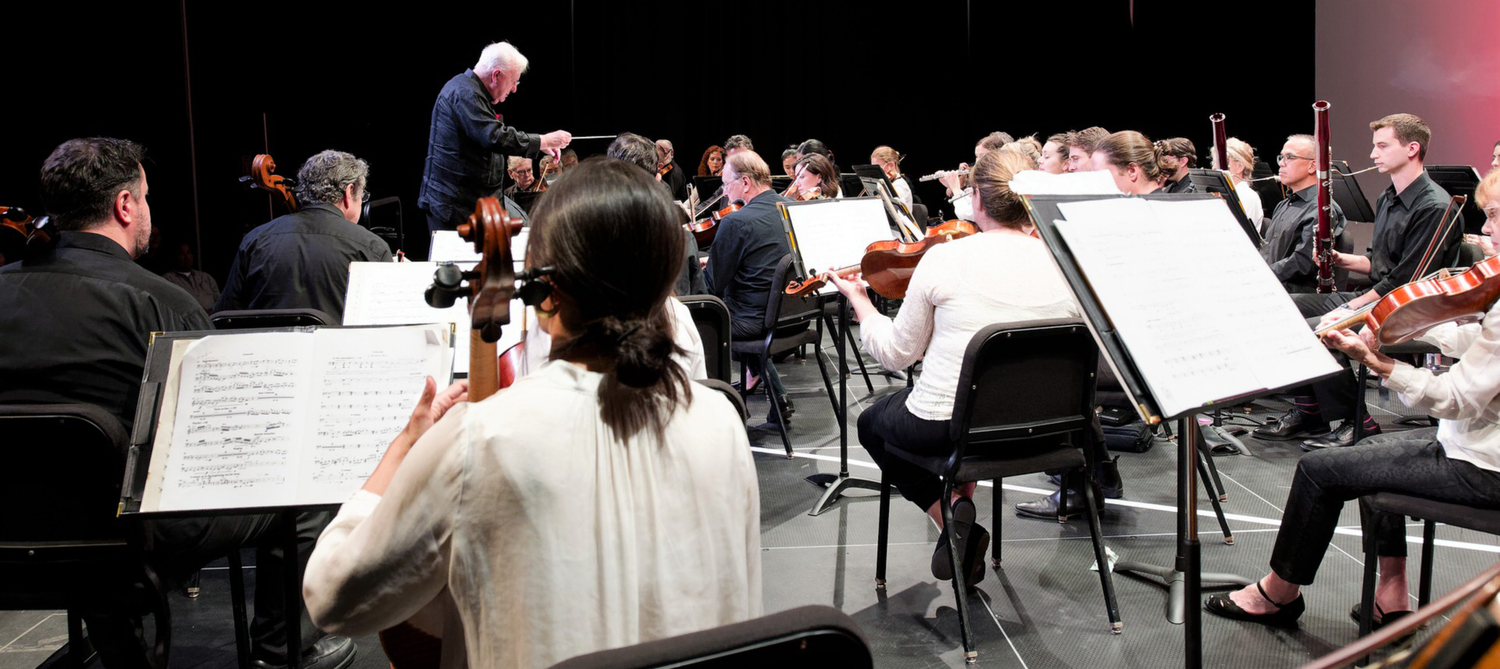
[1349,602,1414,631]
[1302,421,1381,451]
[932,496,977,581]
[961,524,990,589]
[1204,581,1305,628]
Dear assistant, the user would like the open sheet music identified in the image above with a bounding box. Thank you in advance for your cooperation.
[1050,197,1341,419]
[343,261,524,375]
[780,198,895,295]
[135,324,451,513]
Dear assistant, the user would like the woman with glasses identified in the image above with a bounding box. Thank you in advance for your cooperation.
[303,158,762,668]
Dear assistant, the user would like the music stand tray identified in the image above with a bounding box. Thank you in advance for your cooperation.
[1427,165,1484,234]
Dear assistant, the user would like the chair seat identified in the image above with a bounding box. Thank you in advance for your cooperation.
[1366,493,1500,535]
[1380,340,1440,356]
[885,439,1085,484]
[731,328,819,357]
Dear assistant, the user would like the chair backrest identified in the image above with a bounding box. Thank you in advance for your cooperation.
[765,254,821,333]
[1455,241,1485,268]
[949,320,1098,450]
[547,605,873,669]
[910,203,929,231]
[1335,228,1355,290]
[211,308,334,330]
[0,404,136,607]
[679,295,733,383]
[695,379,748,422]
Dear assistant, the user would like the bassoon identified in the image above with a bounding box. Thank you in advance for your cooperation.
[1313,101,1337,293]
[1209,113,1229,171]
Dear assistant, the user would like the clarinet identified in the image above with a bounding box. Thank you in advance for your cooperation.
[1313,101,1337,294]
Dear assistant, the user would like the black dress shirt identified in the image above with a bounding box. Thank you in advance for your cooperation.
[662,161,691,202]
[1260,184,1347,291]
[1368,171,1463,296]
[704,190,791,331]
[418,69,543,231]
[215,202,393,323]
[1163,175,1195,194]
[0,232,210,431]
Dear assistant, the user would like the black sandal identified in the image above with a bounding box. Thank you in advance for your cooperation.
[1205,580,1306,628]
[1349,602,1414,631]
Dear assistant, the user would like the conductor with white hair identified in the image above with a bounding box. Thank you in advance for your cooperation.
[419,41,572,231]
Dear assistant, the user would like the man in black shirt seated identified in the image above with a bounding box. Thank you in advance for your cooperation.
[1259,114,1462,450]
[705,150,797,422]
[0,138,353,669]
[1157,137,1197,193]
[656,139,691,201]
[215,150,392,323]
[1259,134,1348,293]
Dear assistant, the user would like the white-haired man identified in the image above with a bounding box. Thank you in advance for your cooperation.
[419,41,573,232]
[655,139,690,200]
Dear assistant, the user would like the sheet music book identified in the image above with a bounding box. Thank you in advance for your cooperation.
[343,262,525,376]
[1045,196,1341,420]
[779,198,895,295]
[429,229,528,270]
[133,324,452,513]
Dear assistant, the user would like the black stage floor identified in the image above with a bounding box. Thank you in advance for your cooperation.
[4,335,1495,668]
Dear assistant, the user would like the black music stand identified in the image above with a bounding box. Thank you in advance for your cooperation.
[1331,160,1377,222]
[1187,169,1262,246]
[851,165,894,196]
[1428,165,1483,234]
[1024,193,1341,669]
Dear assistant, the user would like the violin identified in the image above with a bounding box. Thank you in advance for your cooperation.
[241,154,298,212]
[784,219,980,299]
[1318,255,1500,348]
[685,202,742,246]
[529,157,557,193]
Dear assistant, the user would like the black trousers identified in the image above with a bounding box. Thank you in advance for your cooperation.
[1286,291,1364,420]
[83,511,330,668]
[731,317,798,400]
[1270,428,1500,585]
[857,388,954,510]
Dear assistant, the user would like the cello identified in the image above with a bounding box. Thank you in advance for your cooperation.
[783,220,980,299]
[240,154,299,212]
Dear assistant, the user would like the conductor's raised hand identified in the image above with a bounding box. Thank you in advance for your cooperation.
[540,130,572,159]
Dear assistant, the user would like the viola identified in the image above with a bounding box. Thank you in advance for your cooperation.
[241,154,298,212]
[784,219,980,299]
[0,207,55,264]
[685,202,742,246]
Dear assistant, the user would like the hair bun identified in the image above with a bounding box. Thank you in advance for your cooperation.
[602,315,674,388]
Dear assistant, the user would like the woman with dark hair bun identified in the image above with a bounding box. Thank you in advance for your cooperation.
[303,158,762,668]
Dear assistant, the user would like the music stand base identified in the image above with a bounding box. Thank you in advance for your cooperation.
[806,473,883,516]
[1115,560,1253,625]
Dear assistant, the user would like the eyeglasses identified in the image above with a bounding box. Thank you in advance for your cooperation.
[1276,153,1315,164]
[360,189,372,203]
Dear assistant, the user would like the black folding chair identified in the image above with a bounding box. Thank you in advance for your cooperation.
[1357,493,1500,638]
[730,254,838,457]
[547,605,872,669]
[0,404,171,668]
[873,320,1122,663]
[680,295,733,384]
[210,308,334,329]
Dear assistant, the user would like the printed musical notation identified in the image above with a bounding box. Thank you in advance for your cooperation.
[148,326,450,512]
[159,333,309,510]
